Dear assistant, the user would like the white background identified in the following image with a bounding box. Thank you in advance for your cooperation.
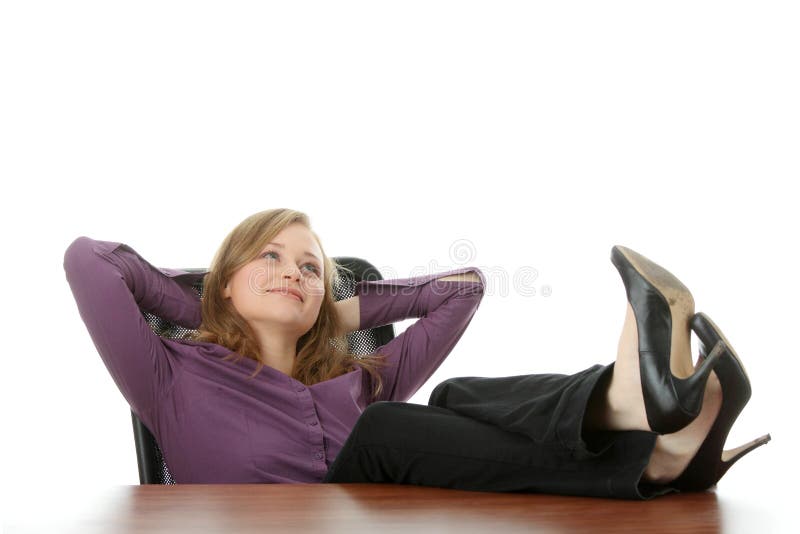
[1,1,797,531]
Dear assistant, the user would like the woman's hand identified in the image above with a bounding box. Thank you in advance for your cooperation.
[333,295,360,337]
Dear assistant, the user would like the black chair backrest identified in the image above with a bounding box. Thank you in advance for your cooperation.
[132,256,395,484]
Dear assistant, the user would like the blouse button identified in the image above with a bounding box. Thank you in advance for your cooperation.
[315,452,323,459]
[310,421,318,426]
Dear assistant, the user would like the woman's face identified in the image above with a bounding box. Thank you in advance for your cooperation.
[222,223,326,336]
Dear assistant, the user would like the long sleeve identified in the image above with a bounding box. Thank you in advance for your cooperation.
[355,266,486,403]
[63,236,208,424]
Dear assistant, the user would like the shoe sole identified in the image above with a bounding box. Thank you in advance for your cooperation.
[613,245,696,378]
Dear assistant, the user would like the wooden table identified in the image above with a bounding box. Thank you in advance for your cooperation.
[2,482,786,533]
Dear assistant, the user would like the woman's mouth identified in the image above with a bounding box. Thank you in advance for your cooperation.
[270,290,303,302]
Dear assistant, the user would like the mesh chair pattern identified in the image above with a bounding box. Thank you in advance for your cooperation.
[132,256,396,484]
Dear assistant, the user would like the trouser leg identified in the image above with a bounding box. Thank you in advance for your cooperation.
[324,363,673,500]
[428,363,618,452]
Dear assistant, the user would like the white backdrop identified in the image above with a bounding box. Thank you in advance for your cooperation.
[2,1,797,531]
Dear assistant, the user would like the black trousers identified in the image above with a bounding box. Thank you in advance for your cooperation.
[322,362,678,500]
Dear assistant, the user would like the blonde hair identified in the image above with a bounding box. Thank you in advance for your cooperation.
[191,208,388,401]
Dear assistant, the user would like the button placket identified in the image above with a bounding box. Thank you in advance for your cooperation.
[295,381,325,465]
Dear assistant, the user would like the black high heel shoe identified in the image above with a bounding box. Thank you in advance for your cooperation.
[669,312,772,491]
[611,245,723,434]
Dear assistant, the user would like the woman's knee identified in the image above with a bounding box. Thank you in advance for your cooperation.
[357,401,404,429]
[360,400,392,419]
[357,401,453,443]
[429,377,461,406]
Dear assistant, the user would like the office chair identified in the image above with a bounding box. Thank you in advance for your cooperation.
[132,256,396,484]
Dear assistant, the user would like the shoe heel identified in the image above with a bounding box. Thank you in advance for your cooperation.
[675,339,726,415]
[717,433,772,481]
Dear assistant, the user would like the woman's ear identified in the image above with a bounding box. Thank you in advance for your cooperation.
[222,283,231,299]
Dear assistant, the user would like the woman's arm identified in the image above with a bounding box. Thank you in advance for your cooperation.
[348,266,486,402]
[63,236,207,425]
[334,270,482,337]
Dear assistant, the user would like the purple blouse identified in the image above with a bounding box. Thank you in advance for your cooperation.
[63,236,486,483]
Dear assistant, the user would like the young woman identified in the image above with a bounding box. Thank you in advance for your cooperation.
[63,208,770,499]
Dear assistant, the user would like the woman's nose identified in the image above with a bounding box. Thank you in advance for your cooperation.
[282,265,301,280]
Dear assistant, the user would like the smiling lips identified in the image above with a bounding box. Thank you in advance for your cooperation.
[269,288,304,302]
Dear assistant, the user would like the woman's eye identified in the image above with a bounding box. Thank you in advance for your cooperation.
[261,251,319,275]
